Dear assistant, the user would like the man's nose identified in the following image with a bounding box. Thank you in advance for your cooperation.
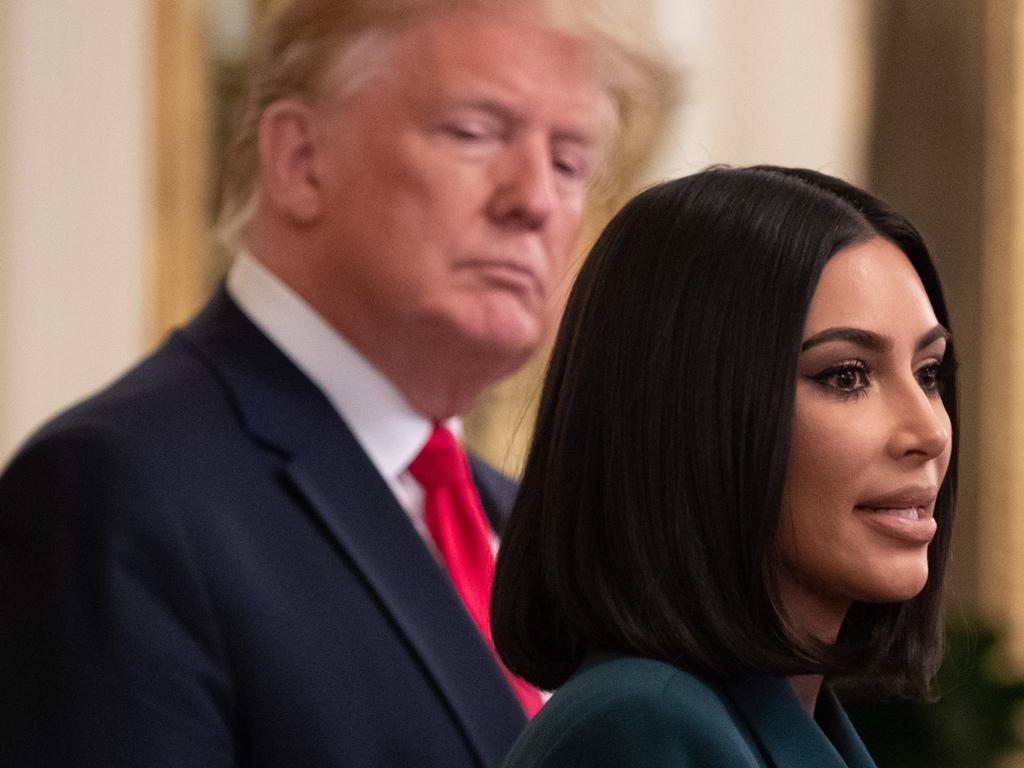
[885,379,951,461]
[488,136,557,230]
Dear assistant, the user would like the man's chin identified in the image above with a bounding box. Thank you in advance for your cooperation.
[473,329,542,371]
[455,297,546,343]
[458,318,546,375]
[414,301,549,376]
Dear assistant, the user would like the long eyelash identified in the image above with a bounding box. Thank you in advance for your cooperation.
[809,360,869,381]
[918,355,953,395]
[808,359,871,401]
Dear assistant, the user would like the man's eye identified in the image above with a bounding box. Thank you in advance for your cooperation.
[443,120,500,143]
[552,149,589,181]
[446,126,485,141]
[553,157,584,179]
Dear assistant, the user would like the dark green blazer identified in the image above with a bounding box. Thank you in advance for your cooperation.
[501,656,877,768]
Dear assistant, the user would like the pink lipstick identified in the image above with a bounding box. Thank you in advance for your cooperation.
[854,489,937,544]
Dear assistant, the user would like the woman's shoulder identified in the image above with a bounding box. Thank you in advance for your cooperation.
[546,655,741,730]
[557,655,726,711]
[501,656,766,768]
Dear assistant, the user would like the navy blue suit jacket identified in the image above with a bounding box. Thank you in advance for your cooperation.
[0,289,526,767]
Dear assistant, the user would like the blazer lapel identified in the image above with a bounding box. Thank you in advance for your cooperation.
[181,288,526,766]
[814,687,878,768]
[723,677,876,768]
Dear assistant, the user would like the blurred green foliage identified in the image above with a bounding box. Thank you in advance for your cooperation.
[840,622,1024,767]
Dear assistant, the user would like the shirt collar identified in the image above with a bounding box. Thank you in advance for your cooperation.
[226,251,454,480]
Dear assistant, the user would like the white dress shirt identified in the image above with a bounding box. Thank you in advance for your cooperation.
[226,251,462,549]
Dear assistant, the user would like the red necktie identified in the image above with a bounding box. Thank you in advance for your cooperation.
[408,424,543,717]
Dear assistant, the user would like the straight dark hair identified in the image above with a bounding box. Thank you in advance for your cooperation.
[491,166,958,699]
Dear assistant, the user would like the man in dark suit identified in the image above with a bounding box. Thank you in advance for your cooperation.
[0,1,659,766]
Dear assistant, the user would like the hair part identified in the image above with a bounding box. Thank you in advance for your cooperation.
[490,165,958,699]
[215,0,676,248]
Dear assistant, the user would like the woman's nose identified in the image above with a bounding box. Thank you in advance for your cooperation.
[885,379,951,461]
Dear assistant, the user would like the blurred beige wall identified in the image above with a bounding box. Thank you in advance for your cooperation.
[0,1,150,461]
[980,0,1024,663]
[1,2,11,453]
[865,0,989,622]
[650,0,872,183]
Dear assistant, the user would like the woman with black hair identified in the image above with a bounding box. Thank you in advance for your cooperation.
[491,166,956,767]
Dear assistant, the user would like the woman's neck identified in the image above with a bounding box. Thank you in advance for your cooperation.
[775,575,848,716]
[788,673,824,716]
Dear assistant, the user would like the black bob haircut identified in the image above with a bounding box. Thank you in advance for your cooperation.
[491,165,958,699]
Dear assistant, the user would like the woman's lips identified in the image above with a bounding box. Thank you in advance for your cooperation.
[863,505,922,520]
[854,497,937,544]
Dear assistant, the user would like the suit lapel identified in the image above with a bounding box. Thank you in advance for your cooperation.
[180,289,526,766]
[723,677,876,768]
[813,687,878,768]
[468,455,517,534]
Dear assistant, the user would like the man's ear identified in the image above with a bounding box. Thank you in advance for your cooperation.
[258,99,323,225]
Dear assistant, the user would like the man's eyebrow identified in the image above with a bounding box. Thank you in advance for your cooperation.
[443,98,522,123]
[800,323,950,353]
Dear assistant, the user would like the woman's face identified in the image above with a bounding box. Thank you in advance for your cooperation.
[778,236,952,641]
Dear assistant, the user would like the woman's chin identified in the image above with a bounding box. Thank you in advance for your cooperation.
[856,561,930,604]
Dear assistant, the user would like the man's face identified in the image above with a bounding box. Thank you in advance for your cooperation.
[306,6,608,380]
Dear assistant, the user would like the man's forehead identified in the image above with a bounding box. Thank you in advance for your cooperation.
[396,5,598,77]
[312,1,625,150]
[389,7,611,125]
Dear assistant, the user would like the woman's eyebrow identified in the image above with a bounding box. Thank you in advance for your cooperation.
[800,327,893,353]
[800,323,950,353]
[915,324,951,352]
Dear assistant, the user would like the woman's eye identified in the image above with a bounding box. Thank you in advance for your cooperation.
[811,363,870,396]
[915,362,942,394]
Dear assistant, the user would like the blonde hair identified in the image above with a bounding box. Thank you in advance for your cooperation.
[216,0,676,247]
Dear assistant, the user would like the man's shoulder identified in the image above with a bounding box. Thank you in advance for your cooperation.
[29,331,225,448]
[5,293,267,487]
[16,289,280,456]
[1,338,232,505]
